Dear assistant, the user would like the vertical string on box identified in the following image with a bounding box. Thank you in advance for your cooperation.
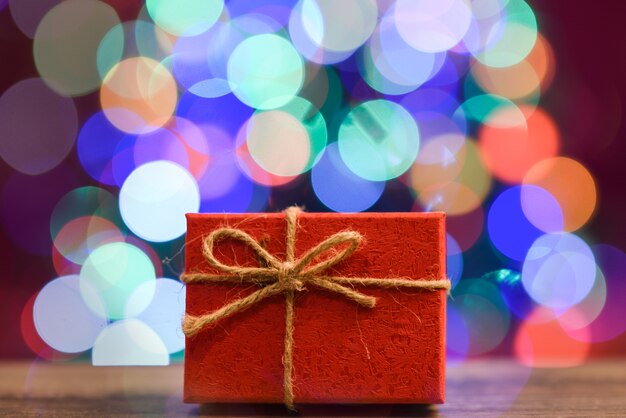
[283,207,299,410]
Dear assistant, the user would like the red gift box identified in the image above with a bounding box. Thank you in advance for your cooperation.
[182,209,448,408]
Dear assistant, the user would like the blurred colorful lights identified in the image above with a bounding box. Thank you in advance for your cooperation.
[450,278,511,356]
[0,78,78,175]
[488,186,563,261]
[394,0,472,54]
[33,0,121,96]
[34,275,108,353]
[523,157,597,232]
[80,242,156,320]
[100,56,178,134]
[92,318,169,366]
[227,34,304,109]
[0,0,616,367]
[338,100,420,181]
[146,0,224,37]
[522,233,596,310]
[126,278,186,354]
[246,110,311,176]
[119,161,200,242]
[515,307,591,367]
[311,143,385,212]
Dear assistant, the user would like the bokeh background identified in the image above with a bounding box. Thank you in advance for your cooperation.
[0,0,625,367]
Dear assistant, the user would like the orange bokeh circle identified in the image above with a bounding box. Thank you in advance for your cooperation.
[523,157,596,231]
[478,105,560,183]
[100,57,177,134]
[514,307,591,367]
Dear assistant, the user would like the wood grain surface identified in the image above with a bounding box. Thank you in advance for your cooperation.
[0,359,624,417]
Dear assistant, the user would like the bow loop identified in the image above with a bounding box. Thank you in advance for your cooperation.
[202,227,283,276]
[293,231,363,276]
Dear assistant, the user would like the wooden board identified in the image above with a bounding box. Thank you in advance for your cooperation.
[0,360,625,417]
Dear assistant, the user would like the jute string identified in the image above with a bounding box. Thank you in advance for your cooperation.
[180,207,451,410]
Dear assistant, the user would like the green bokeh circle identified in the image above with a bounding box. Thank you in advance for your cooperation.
[146,0,224,37]
[475,0,538,68]
[227,34,305,110]
[338,100,420,181]
[79,242,156,320]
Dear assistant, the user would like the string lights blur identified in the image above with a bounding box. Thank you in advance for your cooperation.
[0,0,619,376]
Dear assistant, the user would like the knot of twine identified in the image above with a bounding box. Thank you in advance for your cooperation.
[180,207,451,411]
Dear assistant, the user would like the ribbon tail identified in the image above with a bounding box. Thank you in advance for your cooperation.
[309,278,377,308]
[183,283,284,337]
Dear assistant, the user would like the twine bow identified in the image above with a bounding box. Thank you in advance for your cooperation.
[181,207,451,410]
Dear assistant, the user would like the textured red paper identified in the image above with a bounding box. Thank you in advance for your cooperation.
[184,212,446,404]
